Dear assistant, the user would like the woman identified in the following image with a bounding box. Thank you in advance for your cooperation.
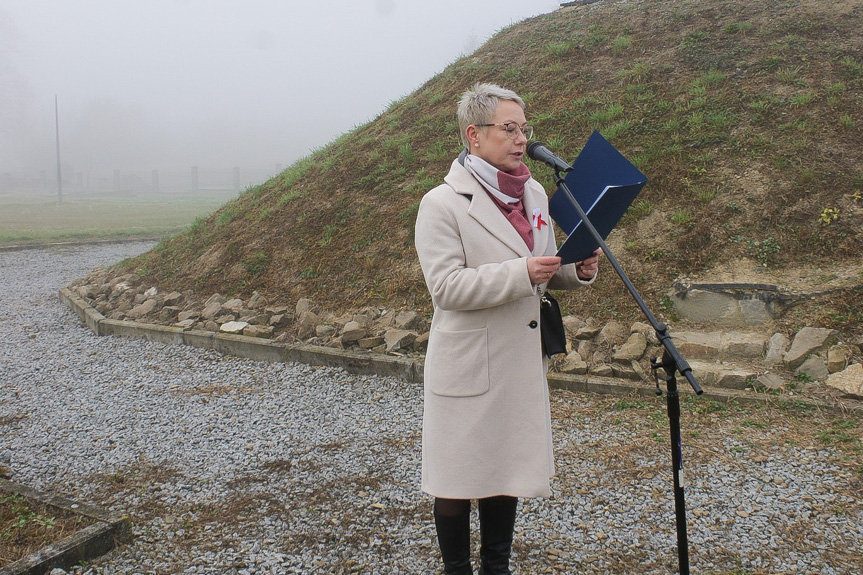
[414,82,600,575]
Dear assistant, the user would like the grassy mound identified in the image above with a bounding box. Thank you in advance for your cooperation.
[120,0,863,335]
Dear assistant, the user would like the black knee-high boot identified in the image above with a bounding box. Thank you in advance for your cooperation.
[434,504,473,575]
[478,496,518,575]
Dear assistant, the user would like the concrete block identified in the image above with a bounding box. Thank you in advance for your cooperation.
[282,344,416,380]
[213,333,286,363]
[58,288,105,334]
[183,329,215,350]
[99,319,186,345]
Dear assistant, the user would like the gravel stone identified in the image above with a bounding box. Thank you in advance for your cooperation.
[1,242,861,574]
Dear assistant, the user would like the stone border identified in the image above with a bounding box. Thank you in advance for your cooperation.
[59,287,420,381]
[59,287,858,413]
[0,479,130,575]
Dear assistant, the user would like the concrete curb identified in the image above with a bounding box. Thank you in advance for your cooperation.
[0,479,130,575]
[58,287,859,413]
[59,288,421,382]
[0,238,159,254]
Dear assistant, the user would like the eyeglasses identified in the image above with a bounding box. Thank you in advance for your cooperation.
[476,122,534,141]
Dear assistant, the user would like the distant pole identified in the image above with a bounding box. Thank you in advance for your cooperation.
[55,95,63,203]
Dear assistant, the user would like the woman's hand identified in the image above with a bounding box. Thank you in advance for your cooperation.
[528,256,562,285]
[576,249,602,281]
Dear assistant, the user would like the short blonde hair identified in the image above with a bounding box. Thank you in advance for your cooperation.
[456,83,525,149]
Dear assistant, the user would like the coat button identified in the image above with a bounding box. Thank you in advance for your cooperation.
[528,320,538,329]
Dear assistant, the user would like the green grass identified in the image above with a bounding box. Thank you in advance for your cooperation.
[398,142,416,164]
[613,35,633,52]
[724,21,753,34]
[545,41,572,57]
[776,67,804,85]
[601,119,632,140]
[0,189,238,246]
[672,211,692,225]
[613,398,648,410]
[789,91,815,107]
[589,102,625,125]
[624,199,654,221]
[840,56,863,79]
[52,0,863,332]
[277,189,308,206]
[244,251,271,275]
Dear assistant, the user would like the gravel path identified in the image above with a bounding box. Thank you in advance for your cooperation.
[1,242,861,574]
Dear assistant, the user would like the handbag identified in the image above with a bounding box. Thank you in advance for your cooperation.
[539,289,567,357]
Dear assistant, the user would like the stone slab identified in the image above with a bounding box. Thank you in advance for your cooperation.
[785,327,840,369]
[672,331,721,360]
[826,363,863,397]
[688,360,723,386]
[719,332,767,359]
[672,289,741,325]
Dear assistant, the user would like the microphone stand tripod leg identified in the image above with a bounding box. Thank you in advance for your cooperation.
[652,350,691,575]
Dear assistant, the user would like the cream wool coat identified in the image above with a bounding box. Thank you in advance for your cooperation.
[414,157,590,499]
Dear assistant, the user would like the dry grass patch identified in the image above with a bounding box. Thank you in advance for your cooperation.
[0,493,97,567]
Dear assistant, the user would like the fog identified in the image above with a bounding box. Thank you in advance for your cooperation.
[1,0,560,190]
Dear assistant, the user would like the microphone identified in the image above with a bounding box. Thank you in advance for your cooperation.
[526,141,572,173]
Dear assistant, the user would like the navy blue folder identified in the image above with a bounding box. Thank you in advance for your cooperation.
[549,131,647,264]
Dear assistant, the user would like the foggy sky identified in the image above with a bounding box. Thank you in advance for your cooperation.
[1,0,560,179]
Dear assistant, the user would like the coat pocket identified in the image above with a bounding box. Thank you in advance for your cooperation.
[426,326,490,397]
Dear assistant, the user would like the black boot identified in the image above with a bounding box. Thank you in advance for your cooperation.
[434,506,473,575]
[478,496,518,575]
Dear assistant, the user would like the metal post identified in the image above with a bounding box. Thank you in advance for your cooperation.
[55,95,63,203]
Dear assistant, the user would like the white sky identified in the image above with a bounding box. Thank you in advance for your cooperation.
[1,0,561,178]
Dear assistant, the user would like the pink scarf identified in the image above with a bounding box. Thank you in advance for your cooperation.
[463,154,534,251]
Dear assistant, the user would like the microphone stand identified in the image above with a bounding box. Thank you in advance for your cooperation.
[549,168,703,575]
